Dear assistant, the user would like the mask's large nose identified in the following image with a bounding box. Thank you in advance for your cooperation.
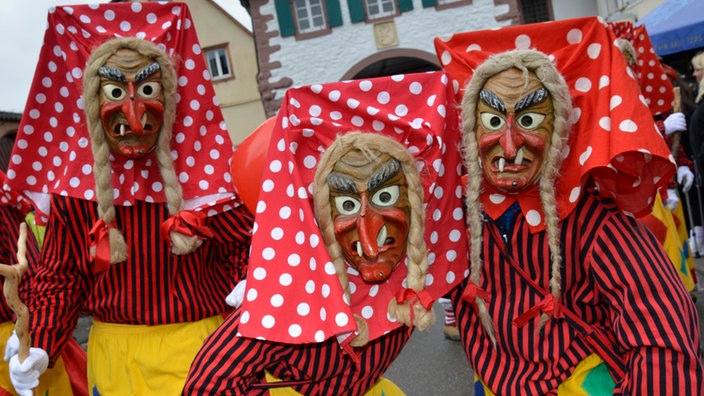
[121,82,147,134]
[356,193,385,260]
[499,113,525,159]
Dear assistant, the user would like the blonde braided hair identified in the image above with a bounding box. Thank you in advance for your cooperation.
[313,132,434,346]
[460,50,573,345]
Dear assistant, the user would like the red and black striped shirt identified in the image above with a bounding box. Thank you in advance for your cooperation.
[452,189,704,395]
[30,194,253,364]
[184,308,411,395]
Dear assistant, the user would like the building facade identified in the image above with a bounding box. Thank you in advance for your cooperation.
[242,0,601,117]
[182,0,268,144]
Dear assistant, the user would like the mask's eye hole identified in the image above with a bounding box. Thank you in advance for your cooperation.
[479,113,506,131]
[371,186,400,207]
[516,112,546,130]
[102,84,127,101]
[137,82,162,99]
[334,196,361,215]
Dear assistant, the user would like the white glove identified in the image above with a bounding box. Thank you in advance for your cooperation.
[677,166,694,193]
[664,112,687,136]
[225,279,247,308]
[665,188,680,210]
[4,330,19,362]
[9,347,49,396]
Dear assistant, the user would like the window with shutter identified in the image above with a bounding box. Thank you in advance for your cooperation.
[294,0,328,33]
[365,0,396,20]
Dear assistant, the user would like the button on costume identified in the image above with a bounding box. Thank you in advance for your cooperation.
[435,17,704,395]
[4,3,253,395]
[184,72,468,395]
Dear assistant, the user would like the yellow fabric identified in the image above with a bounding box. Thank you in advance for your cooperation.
[88,316,223,396]
[476,354,613,395]
[557,353,608,395]
[672,196,696,287]
[651,193,695,291]
[264,371,405,395]
[0,321,76,395]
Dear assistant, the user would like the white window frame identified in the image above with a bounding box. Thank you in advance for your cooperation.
[293,0,327,34]
[205,47,232,81]
[603,0,641,14]
[366,0,396,20]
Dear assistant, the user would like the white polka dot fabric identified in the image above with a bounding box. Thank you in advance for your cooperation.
[0,171,31,215]
[608,21,675,117]
[237,71,469,344]
[435,16,676,231]
[5,2,238,224]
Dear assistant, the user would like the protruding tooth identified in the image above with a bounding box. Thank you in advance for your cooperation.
[141,113,147,128]
[356,241,363,257]
[119,124,126,136]
[498,157,505,172]
[514,147,524,165]
[377,225,387,248]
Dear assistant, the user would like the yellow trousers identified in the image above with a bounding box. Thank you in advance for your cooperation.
[87,316,223,396]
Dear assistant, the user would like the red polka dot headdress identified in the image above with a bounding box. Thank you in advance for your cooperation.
[608,20,675,117]
[6,2,238,226]
[435,16,675,228]
[237,71,468,345]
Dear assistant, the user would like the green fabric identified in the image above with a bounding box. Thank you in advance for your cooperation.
[581,362,616,395]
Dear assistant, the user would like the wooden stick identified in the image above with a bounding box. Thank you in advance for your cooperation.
[671,87,682,157]
[0,223,30,363]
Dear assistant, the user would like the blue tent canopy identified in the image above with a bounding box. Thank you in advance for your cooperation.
[637,0,704,56]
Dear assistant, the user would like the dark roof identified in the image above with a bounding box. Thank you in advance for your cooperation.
[0,112,21,122]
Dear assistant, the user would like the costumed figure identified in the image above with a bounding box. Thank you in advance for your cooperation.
[184,71,468,395]
[0,170,88,396]
[4,3,253,395]
[435,16,704,395]
[610,21,697,292]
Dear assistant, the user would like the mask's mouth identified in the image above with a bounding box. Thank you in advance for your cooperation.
[352,225,393,257]
[112,113,154,136]
[494,147,529,172]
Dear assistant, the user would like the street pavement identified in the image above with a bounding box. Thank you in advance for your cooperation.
[70,258,704,396]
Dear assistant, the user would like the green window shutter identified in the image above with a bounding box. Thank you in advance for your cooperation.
[421,0,436,7]
[326,0,343,27]
[275,0,296,37]
[348,0,366,23]
[398,0,414,13]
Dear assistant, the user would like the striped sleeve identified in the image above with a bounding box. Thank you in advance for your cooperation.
[590,209,704,394]
[184,309,411,395]
[204,205,254,283]
[31,195,88,365]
